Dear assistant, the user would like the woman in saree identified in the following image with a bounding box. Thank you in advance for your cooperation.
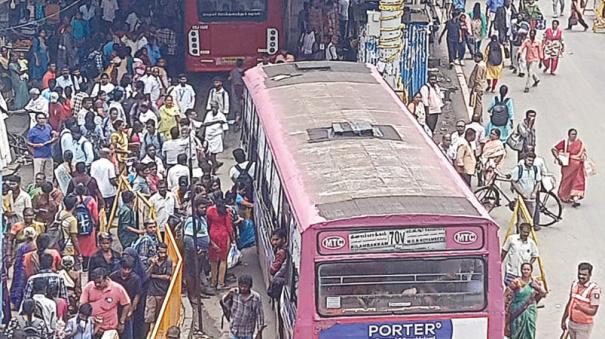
[480,129,506,185]
[505,262,547,339]
[9,226,37,309]
[542,20,564,75]
[29,29,50,83]
[8,53,29,110]
[551,128,586,207]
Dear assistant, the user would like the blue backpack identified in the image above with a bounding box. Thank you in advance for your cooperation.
[74,196,95,236]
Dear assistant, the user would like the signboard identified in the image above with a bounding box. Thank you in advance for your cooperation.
[318,226,483,255]
[349,228,446,253]
[318,318,488,339]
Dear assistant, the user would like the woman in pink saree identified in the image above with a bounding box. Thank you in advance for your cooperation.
[551,128,586,207]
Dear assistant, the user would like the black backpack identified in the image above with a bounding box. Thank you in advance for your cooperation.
[488,45,503,66]
[235,162,254,200]
[12,318,45,339]
[47,212,69,251]
[490,97,510,126]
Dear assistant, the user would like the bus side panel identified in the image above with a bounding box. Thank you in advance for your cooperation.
[293,229,317,339]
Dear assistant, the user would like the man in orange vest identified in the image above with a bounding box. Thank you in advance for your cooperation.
[561,262,601,339]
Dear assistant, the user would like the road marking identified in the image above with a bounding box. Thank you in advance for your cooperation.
[454,64,474,120]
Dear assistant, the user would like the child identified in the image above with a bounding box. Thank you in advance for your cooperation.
[64,303,95,339]
[18,52,29,81]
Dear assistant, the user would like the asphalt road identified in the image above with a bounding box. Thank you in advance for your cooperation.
[460,7,605,337]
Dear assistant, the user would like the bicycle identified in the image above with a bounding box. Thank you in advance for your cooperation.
[7,130,33,166]
[474,171,563,227]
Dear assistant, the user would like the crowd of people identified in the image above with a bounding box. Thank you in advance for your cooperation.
[0,0,274,338]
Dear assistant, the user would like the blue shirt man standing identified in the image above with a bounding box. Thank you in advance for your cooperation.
[27,112,58,180]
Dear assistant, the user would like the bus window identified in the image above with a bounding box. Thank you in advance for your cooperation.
[198,0,268,21]
[316,258,486,316]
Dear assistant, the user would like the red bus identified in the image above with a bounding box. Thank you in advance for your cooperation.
[183,0,284,72]
[241,62,505,339]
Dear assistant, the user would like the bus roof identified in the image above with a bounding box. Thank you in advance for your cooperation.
[244,62,490,230]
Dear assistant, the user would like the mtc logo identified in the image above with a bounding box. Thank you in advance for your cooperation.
[322,236,345,250]
[454,231,478,245]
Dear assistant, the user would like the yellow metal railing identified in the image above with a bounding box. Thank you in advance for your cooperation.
[103,175,183,338]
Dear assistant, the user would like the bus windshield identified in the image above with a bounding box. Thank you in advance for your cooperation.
[317,257,486,316]
[198,0,267,21]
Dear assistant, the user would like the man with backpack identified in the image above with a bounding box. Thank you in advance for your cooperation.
[54,195,83,264]
[468,52,487,116]
[7,299,50,338]
[27,277,58,334]
[511,152,542,230]
[132,220,159,271]
[72,184,99,271]
[229,148,255,201]
[67,163,105,210]
[486,85,514,142]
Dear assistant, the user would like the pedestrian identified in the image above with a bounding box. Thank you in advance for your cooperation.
[27,112,58,180]
[455,128,477,186]
[567,0,589,30]
[8,53,29,110]
[504,262,546,339]
[207,194,234,290]
[484,35,505,92]
[7,299,50,338]
[486,85,514,143]
[144,242,172,336]
[561,262,601,339]
[228,59,245,124]
[468,3,488,53]
[439,11,466,67]
[551,128,587,207]
[553,0,565,17]
[222,274,266,339]
[90,148,118,218]
[30,30,50,84]
[206,76,230,117]
[487,0,505,37]
[518,29,542,93]
[80,267,131,336]
[419,74,444,134]
[157,95,180,138]
[501,223,540,285]
[511,152,541,228]
[406,92,432,136]
[118,191,143,249]
[109,256,142,339]
[469,52,487,116]
[451,119,467,149]
[438,134,455,163]
[172,74,196,113]
[203,101,229,173]
[516,110,537,161]
[63,303,96,339]
[149,180,175,238]
[5,174,33,224]
[268,228,289,301]
[542,20,565,75]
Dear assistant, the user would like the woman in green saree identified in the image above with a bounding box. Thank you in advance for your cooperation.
[505,262,547,339]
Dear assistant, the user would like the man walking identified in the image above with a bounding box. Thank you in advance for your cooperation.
[468,52,487,116]
[27,112,58,179]
[517,109,537,160]
[562,262,601,339]
[222,274,266,339]
[419,74,444,134]
[511,152,541,229]
[501,223,539,285]
[206,76,230,118]
[173,74,196,113]
[518,29,543,93]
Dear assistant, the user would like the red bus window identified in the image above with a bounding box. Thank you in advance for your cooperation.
[316,258,486,316]
[198,0,268,21]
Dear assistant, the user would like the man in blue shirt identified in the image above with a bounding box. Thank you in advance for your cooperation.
[27,112,58,179]
[183,197,215,298]
[487,0,506,36]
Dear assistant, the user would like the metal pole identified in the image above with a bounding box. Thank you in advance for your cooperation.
[0,167,4,323]
[188,131,204,333]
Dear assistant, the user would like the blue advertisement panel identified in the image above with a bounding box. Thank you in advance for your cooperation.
[319,320,453,339]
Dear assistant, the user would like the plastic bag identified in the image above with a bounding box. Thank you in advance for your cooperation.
[227,244,241,269]
[585,158,597,177]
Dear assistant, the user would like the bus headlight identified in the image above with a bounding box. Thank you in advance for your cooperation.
[188,29,200,56]
[267,28,278,55]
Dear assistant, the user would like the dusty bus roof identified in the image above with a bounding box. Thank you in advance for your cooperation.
[243,62,489,230]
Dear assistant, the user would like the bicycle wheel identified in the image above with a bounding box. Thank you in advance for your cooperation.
[474,186,500,212]
[537,191,563,227]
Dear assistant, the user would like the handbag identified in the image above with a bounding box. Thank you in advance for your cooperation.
[506,126,524,151]
[227,243,241,269]
[585,157,597,176]
[558,140,570,167]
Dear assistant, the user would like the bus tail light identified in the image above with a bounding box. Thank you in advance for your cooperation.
[188,29,200,56]
[267,28,278,55]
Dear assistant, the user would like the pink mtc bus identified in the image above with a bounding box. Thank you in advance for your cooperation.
[241,62,504,339]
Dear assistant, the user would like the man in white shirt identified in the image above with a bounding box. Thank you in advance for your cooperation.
[71,126,95,168]
[141,144,166,178]
[140,67,162,103]
[465,113,486,155]
[55,67,79,94]
[501,222,539,285]
[167,154,190,190]
[100,0,119,24]
[6,174,32,221]
[148,180,175,234]
[203,102,228,172]
[229,148,255,185]
[90,74,115,97]
[10,88,49,128]
[77,97,95,127]
[137,102,158,126]
[30,278,58,333]
[299,27,316,59]
[339,0,350,43]
[419,74,444,134]
[90,148,118,215]
[206,77,229,116]
[172,74,196,113]
[79,1,97,22]
[162,127,188,166]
